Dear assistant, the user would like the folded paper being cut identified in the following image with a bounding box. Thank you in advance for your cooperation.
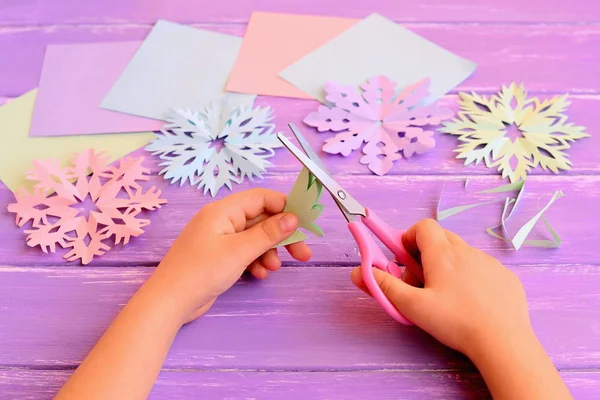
[278,167,325,247]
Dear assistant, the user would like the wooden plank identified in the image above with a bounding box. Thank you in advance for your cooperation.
[1,24,599,98]
[1,370,599,400]
[0,266,598,370]
[1,369,599,400]
[1,0,599,25]
[0,175,597,266]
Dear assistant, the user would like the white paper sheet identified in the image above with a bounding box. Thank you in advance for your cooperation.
[101,20,255,121]
[279,13,476,104]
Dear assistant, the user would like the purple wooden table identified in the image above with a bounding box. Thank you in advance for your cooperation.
[1,1,600,399]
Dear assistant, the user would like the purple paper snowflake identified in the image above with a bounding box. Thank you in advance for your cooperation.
[303,76,453,175]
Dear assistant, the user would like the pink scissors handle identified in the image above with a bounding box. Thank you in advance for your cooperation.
[348,208,413,325]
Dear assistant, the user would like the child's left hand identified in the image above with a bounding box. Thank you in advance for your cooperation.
[149,188,310,324]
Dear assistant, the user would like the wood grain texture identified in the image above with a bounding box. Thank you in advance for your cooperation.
[1,175,597,267]
[1,0,599,398]
[1,24,600,98]
[0,266,599,370]
[4,370,599,400]
[2,370,599,400]
[1,0,599,24]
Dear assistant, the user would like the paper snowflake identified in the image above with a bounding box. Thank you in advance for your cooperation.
[303,76,453,175]
[7,150,166,265]
[146,100,283,196]
[440,83,590,182]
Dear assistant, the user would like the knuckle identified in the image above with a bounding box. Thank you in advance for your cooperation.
[418,218,439,231]
[260,219,279,242]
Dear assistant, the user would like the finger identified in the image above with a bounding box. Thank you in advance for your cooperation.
[371,269,428,324]
[218,189,287,232]
[260,249,282,271]
[443,228,467,246]
[230,213,299,264]
[285,241,312,262]
[351,267,373,297]
[402,268,423,288]
[247,260,269,280]
[402,218,450,258]
[245,214,269,230]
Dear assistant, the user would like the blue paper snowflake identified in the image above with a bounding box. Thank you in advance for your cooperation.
[146,100,283,196]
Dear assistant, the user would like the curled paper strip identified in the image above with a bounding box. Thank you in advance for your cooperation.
[437,181,563,250]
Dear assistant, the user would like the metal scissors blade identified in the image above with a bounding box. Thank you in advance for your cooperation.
[287,123,355,222]
[278,128,366,219]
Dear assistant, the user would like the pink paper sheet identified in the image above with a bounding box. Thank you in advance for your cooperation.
[226,12,357,99]
[30,42,163,137]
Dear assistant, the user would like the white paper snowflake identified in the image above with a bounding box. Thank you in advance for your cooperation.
[146,100,283,196]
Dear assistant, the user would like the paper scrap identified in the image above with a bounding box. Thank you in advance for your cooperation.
[304,76,453,175]
[437,181,525,221]
[440,83,590,182]
[30,42,163,137]
[101,20,256,121]
[278,168,324,247]
[226,12,357,99]
[437,180,563,250]
[0,90,154,193]
[486,190,563,250]
[279,13,476,105]
[7,149,166,265]
[146,99,282,197]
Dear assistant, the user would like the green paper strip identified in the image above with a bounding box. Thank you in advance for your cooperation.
[437,181,524,221]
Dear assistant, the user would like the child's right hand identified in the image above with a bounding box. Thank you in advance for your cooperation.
[352,219,573,399]
[350,218,531,360]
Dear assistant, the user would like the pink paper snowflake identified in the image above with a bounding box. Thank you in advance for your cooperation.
[7,149,167,265]
[304,76,453,175]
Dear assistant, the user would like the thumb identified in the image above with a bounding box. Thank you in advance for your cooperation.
[231,212,299,263]
[352,267,426,323]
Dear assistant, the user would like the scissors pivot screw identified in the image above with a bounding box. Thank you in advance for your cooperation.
[337,190,347,200]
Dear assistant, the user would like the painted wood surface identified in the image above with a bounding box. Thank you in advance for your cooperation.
[1,25,600,100]
[1,0,599,24]
[1,0,599,398]
[2,370,600,400]
[1,176,598,266]
[1,266,599,370]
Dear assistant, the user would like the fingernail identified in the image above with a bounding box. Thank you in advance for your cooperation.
[279,213,297,233]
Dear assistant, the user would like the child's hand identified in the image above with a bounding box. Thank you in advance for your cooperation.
[351,218,529,359]
[152,189,311,324]
[351,219,573,399]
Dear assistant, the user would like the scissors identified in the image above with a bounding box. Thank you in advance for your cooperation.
[279,124,424,325]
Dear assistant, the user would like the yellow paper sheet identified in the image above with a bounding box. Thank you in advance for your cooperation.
[0,90,154,193]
